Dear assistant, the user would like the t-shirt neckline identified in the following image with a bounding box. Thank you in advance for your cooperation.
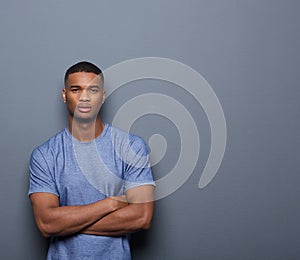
[64,123,109,144]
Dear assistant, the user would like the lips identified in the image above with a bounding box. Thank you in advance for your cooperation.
[77,105,92,113]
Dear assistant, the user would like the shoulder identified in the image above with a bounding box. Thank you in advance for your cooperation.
[30,129,67,159]
[106,124,147,149]
[104,125,149,160]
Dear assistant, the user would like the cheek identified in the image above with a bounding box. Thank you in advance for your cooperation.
[94,101,103,111]
[67,103,75,113]
[66,97,79,110]
[92,95,104,106]
[67,94,79,103]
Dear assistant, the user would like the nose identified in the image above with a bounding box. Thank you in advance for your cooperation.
[79,89,90,102]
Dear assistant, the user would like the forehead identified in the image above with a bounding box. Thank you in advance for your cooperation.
[65,72,103,87]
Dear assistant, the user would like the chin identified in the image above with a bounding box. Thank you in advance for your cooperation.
[73,114,98,123]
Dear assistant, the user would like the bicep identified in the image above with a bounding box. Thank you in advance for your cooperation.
[125,185,154,229]
[125,185,154,217]
[30,192,59,223]
[125,185,154,204]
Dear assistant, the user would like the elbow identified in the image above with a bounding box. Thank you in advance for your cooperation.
[41,231,51,239]
[37,222,56,238]
[139,204,154,231]
[140,215,152,230]
[142,221,151,230]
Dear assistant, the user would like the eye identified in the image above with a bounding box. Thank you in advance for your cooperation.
[70,89,80,93]
[89,88,99,93]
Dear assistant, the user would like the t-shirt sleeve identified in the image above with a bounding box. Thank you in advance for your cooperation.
[123,136,156,192]
[28,147,59,197]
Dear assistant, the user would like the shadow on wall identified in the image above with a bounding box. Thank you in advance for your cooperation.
[130,229,152,257]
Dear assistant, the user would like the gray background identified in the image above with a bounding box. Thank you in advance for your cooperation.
[0,0,299,259]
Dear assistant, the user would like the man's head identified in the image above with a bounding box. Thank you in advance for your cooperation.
[62,61,105,123]
[64,61,104,84]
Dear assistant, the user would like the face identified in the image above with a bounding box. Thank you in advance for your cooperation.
[62,72,105,122]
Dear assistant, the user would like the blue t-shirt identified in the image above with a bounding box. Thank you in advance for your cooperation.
[28,124,155,260]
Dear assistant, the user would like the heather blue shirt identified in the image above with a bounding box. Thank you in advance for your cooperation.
[29,124,155,260]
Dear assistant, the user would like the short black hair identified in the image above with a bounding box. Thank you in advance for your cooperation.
[64,61,104,83]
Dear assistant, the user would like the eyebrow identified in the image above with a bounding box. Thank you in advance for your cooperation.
[67,85,101,89]
[88,85,101,89]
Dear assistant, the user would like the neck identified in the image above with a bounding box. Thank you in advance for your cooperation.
[68,116,105,142]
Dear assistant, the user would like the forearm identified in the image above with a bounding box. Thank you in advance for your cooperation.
[41,201,113,237]
[31,196,123,238]
[82,202,154,236]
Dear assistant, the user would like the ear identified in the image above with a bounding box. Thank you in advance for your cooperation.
[102,90,106,104]
[62,88,67,103]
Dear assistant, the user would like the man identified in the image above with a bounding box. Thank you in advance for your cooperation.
[28,61,155,259]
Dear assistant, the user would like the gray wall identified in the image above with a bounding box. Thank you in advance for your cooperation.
[1,0,300,259]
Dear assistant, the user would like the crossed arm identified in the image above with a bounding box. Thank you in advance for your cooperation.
[29,185,154,238]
